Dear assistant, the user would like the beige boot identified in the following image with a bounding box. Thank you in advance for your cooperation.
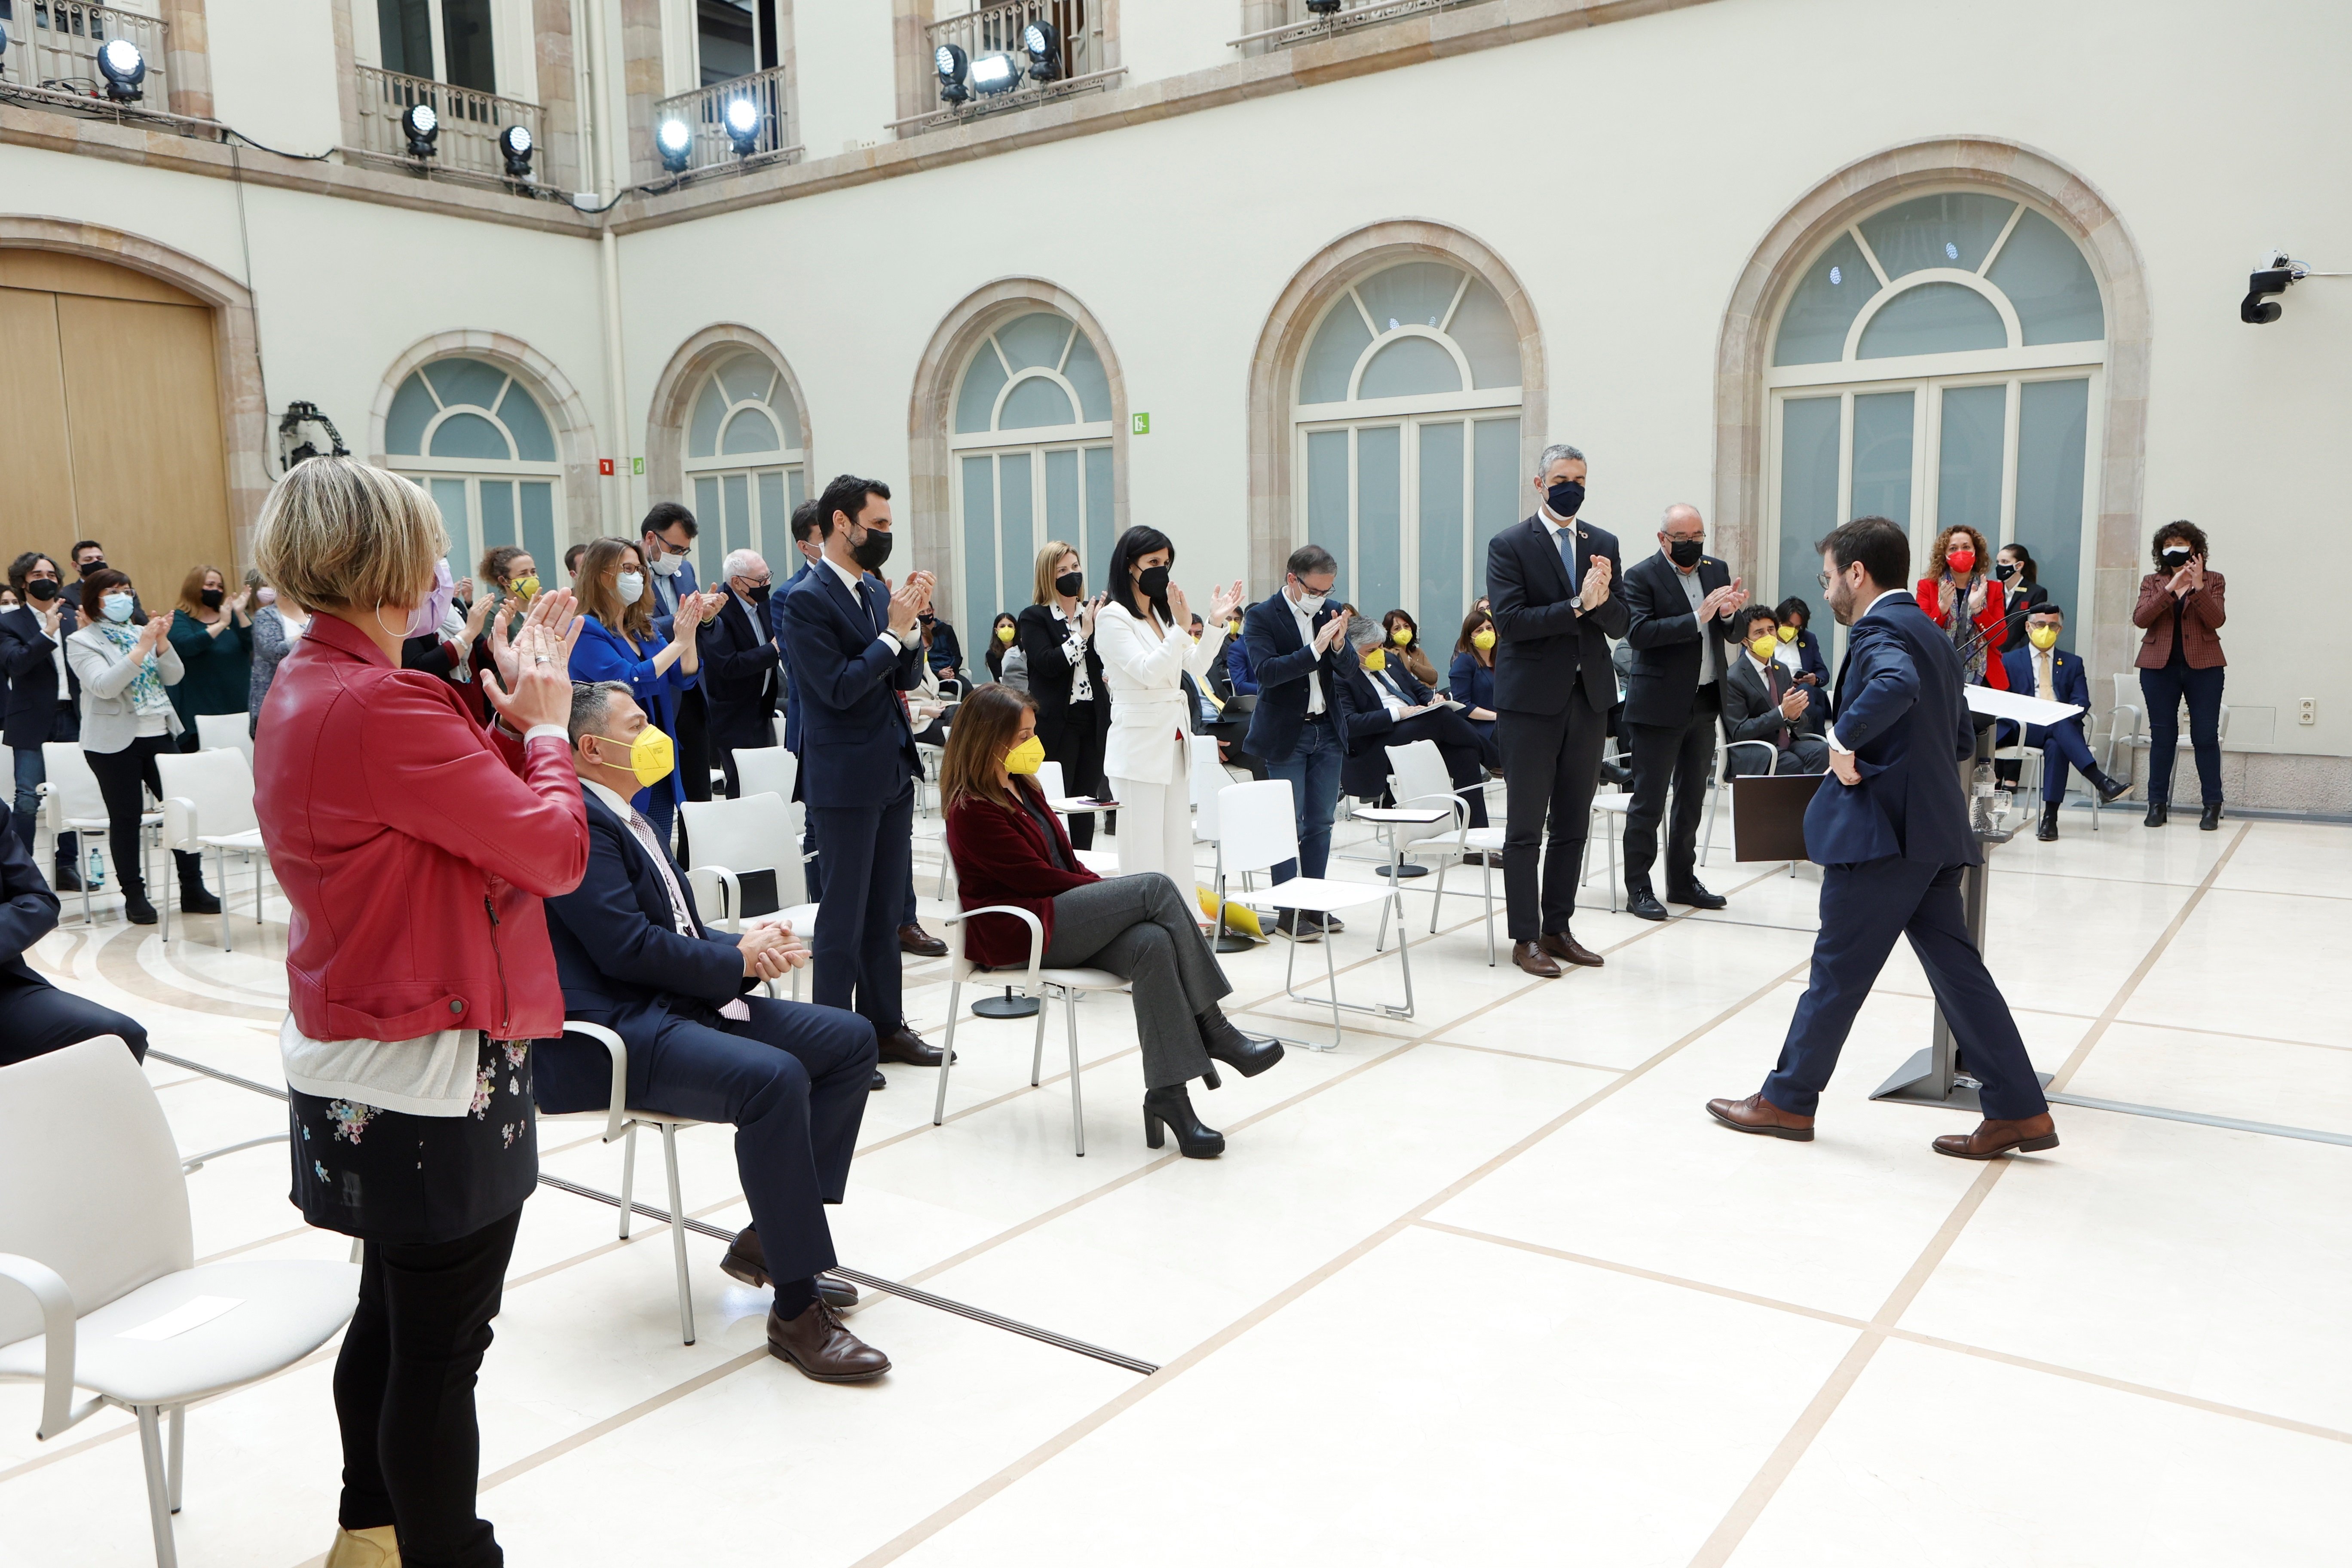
[323,1525,401,1567]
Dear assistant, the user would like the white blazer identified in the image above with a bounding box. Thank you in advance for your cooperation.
[1094,601,1226,785]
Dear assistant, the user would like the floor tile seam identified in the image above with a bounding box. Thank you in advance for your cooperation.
[853,1047,1149,1160]
[470,1347,772,1500]
[1682,1330,1888,1568]
[1406,1219,1866,1329]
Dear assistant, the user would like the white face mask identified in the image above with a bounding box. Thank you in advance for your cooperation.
[647,547,683,577]
[616,572,646,605]
[1292,584,1326,614]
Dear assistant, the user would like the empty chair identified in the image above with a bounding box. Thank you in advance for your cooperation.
[154,749,267,951]
[193,712,254,766]
[1382,738,1474,925]
[681,792,818,997]
[932,905,1129,1156]
[41,740,161,932]
[0,1038,358,1568]
[1215,777,1399,1047]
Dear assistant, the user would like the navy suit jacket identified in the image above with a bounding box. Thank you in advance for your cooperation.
[0,820,63,996]
[1802,592,1980,869]
[1998,643,2091,741]
[1239,593,1346,763]
[0,603,78,751]
[772,560,815,753]
[645,558,701,643]
[536,790,749,1112]
[1329,655,1437,799]
[697,590,781,754]
[1485,513,1629,717]
[776,560,922,811]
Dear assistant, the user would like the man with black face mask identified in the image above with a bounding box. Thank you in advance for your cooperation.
[699,548,783,797]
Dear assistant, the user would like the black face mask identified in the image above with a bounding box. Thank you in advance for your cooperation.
[200,588,225,609]
[1055,570,1084,598]
[1993,561,2017,582]
[26,579,60,603]
[2161,546,2193,570]
[745,582,771,602]
[1545,479,1584,519]
[1667,539,1703,569]
[78,559,106,578]
[850,526,894,573]
[1136,565,1170,597]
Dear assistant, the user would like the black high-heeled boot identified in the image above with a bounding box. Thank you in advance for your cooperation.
[1142,1085,1225,1158]
[176,850,221,915]
[2143,799,2168,828]
[2199,802,2223,831]
[1197,1006,1284,1079]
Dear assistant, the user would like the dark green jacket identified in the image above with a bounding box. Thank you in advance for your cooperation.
[166,608,253,723]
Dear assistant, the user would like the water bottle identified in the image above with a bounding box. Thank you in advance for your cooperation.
[87,844,107,891]
[1971,758,1997,834]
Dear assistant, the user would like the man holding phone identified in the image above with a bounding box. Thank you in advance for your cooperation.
[1724,604,1830,775]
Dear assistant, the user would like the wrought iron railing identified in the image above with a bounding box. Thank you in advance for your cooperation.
[647,63,795,179]
[350,64,563,186]
[1231,0,1486,53]
[0,0,169,102]
[919,0,1109,121]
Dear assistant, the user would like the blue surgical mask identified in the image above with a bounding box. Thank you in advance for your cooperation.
[101,593,136,624]
[616,572,645,606]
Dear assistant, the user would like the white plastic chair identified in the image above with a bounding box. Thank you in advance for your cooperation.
[681,792,819,999]
[1383,739,1473,932]
[732,744,797,808]
[192,712,254,766]
[40,741,162,933]
[1700,737,1779,866]
[1216,778,1401,1047]
[0,1039,358,1568]
[933,904,1129,1156]
[537,1022,705,1345]
[155,749,266,951]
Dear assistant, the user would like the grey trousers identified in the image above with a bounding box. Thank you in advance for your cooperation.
[1043,872,1232,1090]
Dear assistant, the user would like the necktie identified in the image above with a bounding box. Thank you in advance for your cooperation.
[627,808,697,937]
[856,579,882,637]
[1556,525,1577,588]
[1764,663,1791,751]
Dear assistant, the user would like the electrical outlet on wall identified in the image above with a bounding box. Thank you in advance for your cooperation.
[2299,698,2318,726]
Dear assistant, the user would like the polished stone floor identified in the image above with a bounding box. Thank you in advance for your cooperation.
[5,791,2348,1567]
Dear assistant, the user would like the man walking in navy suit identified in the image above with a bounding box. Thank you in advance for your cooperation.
[1707,516,2058,1159]
[1997,603,2128,841]
[777,474,945,1069]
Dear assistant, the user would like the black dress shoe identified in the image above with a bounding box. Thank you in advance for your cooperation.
[1666,881,1727,910]
[870,1068,888,1092]
[897,922,947,957]
[2092,771,2131,805]
[1198,1010,1283,1078]
[2199,802,2223,832]
[2036,801,2060,842]
[52,859,83,893]
[877,1026,950,1067]
[767,1298,890,1382]
[1625,890,1669,922]
[2144,800,2168,827]
[1142,1084,1224,1157]
[1599,760,1634,789]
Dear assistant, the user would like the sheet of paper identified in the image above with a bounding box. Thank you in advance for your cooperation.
[1963,683,2082,726]
[117,1295,244,1341]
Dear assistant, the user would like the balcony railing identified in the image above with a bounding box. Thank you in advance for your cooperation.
[907,0,1114,130]
[0,0,170,103]
[350,64,565,187]
[1230,0,1485,54]
[648,64,796,181]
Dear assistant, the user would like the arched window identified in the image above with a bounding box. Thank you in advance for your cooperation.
[385,356,563,586]
[1767,194,2105,650]
[683,349,806,567]
[949,310,1115,639]
[1292,261,1522,622]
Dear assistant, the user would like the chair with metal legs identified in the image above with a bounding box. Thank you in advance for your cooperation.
[1214,779,1403,1047]
[40,741,165,935]
[933,906,1130,1156]
[154,749,266,951]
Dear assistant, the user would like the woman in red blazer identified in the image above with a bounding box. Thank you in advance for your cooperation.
[251,459,588,1568]
[2131,519,2228,829]
[1915,524,2009,690]
[942,683,1282,1156]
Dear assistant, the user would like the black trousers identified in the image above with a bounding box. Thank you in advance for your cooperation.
[335,1206,524,1567]
[81,735,206,903]
[1042,702,1104,850]
[2140,661,2225,805]
[0,977,149,1065]
[675,688,713,805]
[807,779,914,1034]
[1623,683,1721,894]
[1042,873,1233,1089]
[1496,697,1609,941]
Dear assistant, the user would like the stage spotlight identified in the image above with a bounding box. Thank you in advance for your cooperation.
[97,37,147,101]
[723,96,761,156]
[498,124,534,178]
[1022,20,1060,82]
[936,43,970,105]
[656,116,692,172]
[401,101,439,158]
[969,52,1021,95]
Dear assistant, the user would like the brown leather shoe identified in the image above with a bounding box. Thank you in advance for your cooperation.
[767,1298,890,1382]
[1511,940,1561,978]
[720,1227,858,1305]
[878,1025,950,1066]
[1932,1114,2059,1159]
[897,922,947,957]
[1540,931,1605,968]
[1706,1092,1816,1141]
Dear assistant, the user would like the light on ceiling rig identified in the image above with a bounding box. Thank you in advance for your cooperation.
[97,37,147,101]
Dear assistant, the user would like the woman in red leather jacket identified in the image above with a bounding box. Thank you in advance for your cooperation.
[251,458,587,1568]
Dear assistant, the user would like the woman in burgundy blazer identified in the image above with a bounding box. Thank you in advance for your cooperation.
[941,683,1283,1156]
[2131,520,2228,829]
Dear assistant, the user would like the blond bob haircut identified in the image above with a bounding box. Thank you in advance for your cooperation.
[253,458,448,614]
[1032,539,1078,606]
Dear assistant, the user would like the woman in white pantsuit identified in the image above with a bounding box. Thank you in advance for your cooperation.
[1093,526,1243,884]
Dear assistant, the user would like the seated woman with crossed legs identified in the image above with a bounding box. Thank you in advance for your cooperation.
[940,683,1283,1156]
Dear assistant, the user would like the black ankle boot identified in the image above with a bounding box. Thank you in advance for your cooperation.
[2144,799,2168,827]
[52,855,83,892]
[123,887,159,925]
[1142,1085,1224,1158]
[2199,802,2223,832]
[176,851,221,915]
[2091,770,2130,805]
[1197,1007,1284,1079]
[2036,801,2060,842]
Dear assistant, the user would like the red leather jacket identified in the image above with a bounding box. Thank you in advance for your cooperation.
[943,782,1098,970]
[254,613,588,1042]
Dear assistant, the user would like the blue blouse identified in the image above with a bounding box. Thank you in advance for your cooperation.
[570,616,700,807]
[1447,649,1497,715]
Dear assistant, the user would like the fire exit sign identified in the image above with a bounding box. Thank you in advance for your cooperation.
[1131,412,1151,435]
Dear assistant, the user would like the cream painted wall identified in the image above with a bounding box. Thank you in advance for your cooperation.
[1113,0,1242,80]
[791,0,901,156]
[207,0,345,154]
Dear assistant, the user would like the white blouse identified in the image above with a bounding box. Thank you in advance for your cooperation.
[1093,601,1227,785]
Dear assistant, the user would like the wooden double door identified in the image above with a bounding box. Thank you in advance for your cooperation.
[0,251,234,596]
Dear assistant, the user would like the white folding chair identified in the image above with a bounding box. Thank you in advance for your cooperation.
[537,1022,705,1345]
[1700,738,1778,867]
[0,1040,358,1568]
[155,749,266,951]
[1383,740,1473,934]
[1216,778,1403,1048]
[192,713,254,766]
[681,793,819,999]
[40,741,162,934]
[1191,742,1252,950]
[933,906,1129,1156]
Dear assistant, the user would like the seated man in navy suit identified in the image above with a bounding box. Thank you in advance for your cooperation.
[535,681,889,1383]
[1995,604,2128,841]
[0,820,148,1066]
[1329,615,1498,848]
[1706,516,2058,1161]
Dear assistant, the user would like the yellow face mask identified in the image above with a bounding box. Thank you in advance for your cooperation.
[1360,648,1386,672]
[509,575,541,601]
[995,623,1017,644]
[1776,624,1798,643]
[2027,624,2060,651]
[1471,628,1497,652]
[1225,618,1240,636]
[1390,626,1412,647]
[592,726,674,788]
[1003,735,1046,775]
[1749,634,1779,662]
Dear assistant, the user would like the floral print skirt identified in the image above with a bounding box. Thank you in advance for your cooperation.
[288,1034,539,1246]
